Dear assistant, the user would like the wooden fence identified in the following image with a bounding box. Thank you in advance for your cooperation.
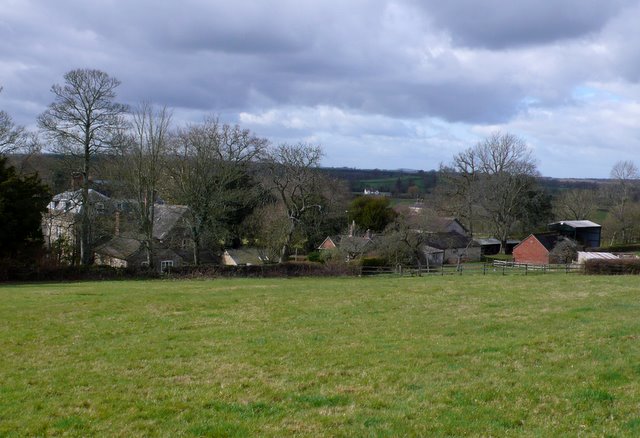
[360,261,585,277]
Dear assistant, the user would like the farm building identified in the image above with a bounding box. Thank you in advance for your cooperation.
[513,233,578,265]
[548,220,601,248]
[422,231,481,264]
[576,251,619,264]
[474,238,521,256]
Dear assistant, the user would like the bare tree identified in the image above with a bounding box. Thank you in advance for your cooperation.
[165,118,267,265]
[38,69,128,265]
[606,160,639,244]
[264,143,326,262]
[376,211,430,270]
[553,189,597,221]
[0,87,26,155]
[444,132,538,252]
[437,147,481,236]
[0,87,42,169]
[477,133,538,251]
[117,102,172,268]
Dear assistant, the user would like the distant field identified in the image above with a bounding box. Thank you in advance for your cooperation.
[2,276,640,436]
[351,176,426,193]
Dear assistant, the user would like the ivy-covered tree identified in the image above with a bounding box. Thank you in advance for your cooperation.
[349,196,397,233]
[0,157,50,263]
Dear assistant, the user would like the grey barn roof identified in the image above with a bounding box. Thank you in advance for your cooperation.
[549,220,601,228]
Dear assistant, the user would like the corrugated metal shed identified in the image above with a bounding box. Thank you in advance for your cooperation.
[577,252,618,263]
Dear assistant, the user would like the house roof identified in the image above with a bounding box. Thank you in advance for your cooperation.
[423,231,476,250]
[153,204,189,240]
[94,236,141,260]
[422,245,444,254]
[224,248,268,265]
[49,189,110,214]
[431,217,468,233]
[318,236,338,250]
[338,235,372,253]
[474,237,501,246]
[549,220,601,229]
[532,233,561,252]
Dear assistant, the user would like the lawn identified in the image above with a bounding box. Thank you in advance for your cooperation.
[1,275,640,436]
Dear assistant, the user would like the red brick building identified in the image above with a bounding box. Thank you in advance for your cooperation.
[512,233,560,265]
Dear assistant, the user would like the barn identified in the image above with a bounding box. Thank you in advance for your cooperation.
[512,233,561,265]
[548,220,601,248]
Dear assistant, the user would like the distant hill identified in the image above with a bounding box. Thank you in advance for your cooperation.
[6,154,616,198]
[321,167,611,197]
[321,167,438,196]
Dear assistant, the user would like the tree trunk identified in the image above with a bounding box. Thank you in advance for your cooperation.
[192,227,201,266]
[279,221,296,263]
[80,145,92,265]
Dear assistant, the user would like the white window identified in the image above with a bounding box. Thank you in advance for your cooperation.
[160,260,174,272]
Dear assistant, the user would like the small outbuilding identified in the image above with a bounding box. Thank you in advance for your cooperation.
[513,233,560,265]
[576,251,619,264]
[548,220,601,248]
[423,231,481,264]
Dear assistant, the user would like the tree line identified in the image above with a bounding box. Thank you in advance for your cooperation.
[2,68,348,270]
[2,67,638,273]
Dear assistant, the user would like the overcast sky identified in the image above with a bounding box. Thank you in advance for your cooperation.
[2,0,640,177]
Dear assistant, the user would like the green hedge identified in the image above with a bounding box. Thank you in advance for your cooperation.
[594,243,640,253]
[584,259,640,275]
[360,257,388,267]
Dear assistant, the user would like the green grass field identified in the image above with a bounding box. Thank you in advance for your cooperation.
[2,275,640,436]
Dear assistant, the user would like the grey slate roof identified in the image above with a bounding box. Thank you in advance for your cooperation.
[94,236,141,260]
[224,248,268,265]
[153,204,189,240]
[339,235,372,254]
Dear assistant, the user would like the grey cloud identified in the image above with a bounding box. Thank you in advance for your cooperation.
[3,0,640,177]
[415,0,635,49]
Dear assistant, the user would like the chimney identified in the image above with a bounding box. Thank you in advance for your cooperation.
[114,211,120,237]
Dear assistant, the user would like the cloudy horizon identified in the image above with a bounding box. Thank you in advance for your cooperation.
[2,0,640,178]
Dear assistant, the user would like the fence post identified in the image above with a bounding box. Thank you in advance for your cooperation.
[502,263,505,276]
[483,263,486,275]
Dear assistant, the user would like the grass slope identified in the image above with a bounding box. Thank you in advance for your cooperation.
[1,276,640,436]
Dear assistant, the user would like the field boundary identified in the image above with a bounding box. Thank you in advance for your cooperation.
[360,261,585,276]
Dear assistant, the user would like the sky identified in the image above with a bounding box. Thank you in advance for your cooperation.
[2,0,640,178]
